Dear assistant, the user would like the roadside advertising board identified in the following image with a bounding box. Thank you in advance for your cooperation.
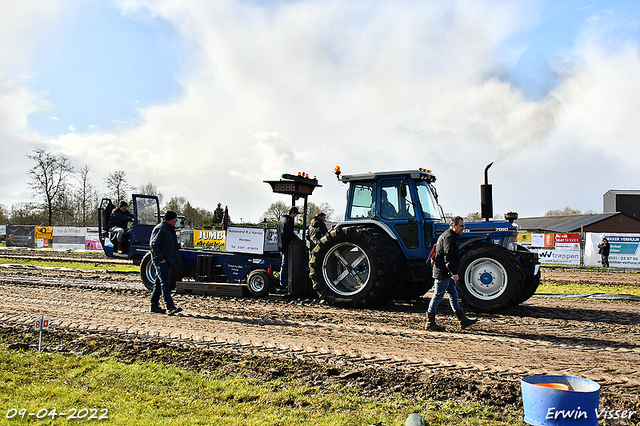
[35,226,53,248]
[554,233,580,250]
[52,227,86,250]
[585,232,640,267]
[85,227,103,251]
[193,229,226,249]
[225,227,264,254]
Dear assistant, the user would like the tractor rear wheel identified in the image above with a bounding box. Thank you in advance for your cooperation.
[458,245,524,312]
[140,252,184,291]
[309,226,402,308]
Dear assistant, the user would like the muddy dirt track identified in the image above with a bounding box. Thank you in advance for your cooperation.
[1,249,639,421]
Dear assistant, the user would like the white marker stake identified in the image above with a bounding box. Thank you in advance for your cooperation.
[34,316,50,352]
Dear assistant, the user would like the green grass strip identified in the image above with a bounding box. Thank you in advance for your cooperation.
[537,282,640,297]
[0,258,138,273]
[0,347,523,426]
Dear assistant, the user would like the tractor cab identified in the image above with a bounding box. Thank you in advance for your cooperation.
[341,169,444,260]
[98,194,161,261]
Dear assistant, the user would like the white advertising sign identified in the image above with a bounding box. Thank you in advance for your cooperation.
[52,227,87,250]
[225,226,265,254]
[531,233,545,248]
[0,225,6,237]
[536,249,581,265]
[584,232,640,267]
[85,227,103,251]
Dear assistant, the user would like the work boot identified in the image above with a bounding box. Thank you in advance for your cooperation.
[426,313,445,331]
[150,306,166,314]
[167,306,183,316]
[455,309,478,329]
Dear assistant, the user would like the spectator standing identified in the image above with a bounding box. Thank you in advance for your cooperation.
[427,216,477,331]
[307,212,328,251]
[277,206,299,292]
[149,211,182,315]
[598,237,610,268]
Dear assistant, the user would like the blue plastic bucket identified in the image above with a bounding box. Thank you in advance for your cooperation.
[521,375,600,425]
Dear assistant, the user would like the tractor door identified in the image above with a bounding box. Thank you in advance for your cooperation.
[129,194,161,247]
[378,179,424,259]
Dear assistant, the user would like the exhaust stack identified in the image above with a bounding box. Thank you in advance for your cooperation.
[481,162,493,221]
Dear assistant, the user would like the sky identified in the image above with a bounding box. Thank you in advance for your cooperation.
[2,0,640,223]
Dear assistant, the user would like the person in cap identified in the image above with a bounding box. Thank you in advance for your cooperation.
[307,212,328,251]
[276,206,300,292]
[149,211,182,315]
[108,201,136,253]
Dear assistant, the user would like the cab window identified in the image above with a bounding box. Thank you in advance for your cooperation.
[380,181,416,220]
[348,183,375,219]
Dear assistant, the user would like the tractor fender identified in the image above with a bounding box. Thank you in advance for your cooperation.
[332,220,398,241]
[459,236,491,251]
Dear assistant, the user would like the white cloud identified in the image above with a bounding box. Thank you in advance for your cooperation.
[2,0,640,222]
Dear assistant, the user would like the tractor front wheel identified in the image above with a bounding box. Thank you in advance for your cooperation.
[458,245,524,312]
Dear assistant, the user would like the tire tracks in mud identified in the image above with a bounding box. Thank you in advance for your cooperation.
[2,272,639,398]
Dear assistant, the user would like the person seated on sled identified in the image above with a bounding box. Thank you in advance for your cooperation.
[108,201,136,252]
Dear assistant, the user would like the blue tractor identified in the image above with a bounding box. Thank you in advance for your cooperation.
[308,165,540,311]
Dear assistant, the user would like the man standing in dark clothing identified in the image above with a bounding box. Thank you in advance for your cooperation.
[307,212,328,251]
[108,201,136,252]
[277,206,299,292]
[149,211,182,315]
[427,216,477,331]
[598,237,610,268]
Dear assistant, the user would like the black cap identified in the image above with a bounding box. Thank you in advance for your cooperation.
[119,201,128,207]
[165,211,177,221]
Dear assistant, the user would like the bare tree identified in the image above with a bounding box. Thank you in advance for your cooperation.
[261,200,290,225]
[75,165,98,226]
[54,183,75,226]
[9,202,44,225]
[164,196,188,215]
[139,182,164,206]
[305,201,335,225]
[466,212,482,222]
[26,149,75,226]
[104,170,133,203]
[0,203,8,225]
[545,207,582,217]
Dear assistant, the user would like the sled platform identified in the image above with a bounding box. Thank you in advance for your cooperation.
[175,281,249,297]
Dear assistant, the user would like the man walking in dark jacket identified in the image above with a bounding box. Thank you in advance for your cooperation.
[427,216,477,331]
[277,206,299,292]
[149,211,182,315]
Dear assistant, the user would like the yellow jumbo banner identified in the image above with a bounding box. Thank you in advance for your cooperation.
[193,230,226,249]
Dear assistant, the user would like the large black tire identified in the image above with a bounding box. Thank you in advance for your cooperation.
[309,226,403,308]
[458,245,524,312]
[515,269,541,304]
[513,245,541,304]
[140,252,184,291]
[246,269,272,298]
